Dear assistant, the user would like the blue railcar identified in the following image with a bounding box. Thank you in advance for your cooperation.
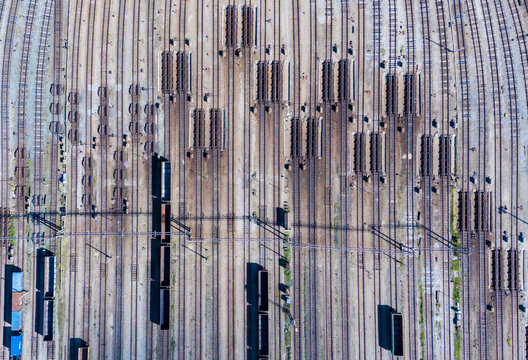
[10,333,22,358]
[10,271,24,359]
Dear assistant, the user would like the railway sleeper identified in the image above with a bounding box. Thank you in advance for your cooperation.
[82,158,94,173]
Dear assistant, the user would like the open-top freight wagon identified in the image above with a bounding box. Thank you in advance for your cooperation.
[10,270,24,359]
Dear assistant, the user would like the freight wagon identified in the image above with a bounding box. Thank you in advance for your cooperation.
[11,270,24,359]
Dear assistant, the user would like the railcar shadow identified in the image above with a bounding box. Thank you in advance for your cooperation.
[69,338,87,360]
[246,263,262,359]
[150,237,161,325]
[377,304,394,351]
[3,265,21,325]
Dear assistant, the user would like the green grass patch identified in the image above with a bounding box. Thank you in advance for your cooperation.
[283,246,291,261]
[284,269,291,285]
[419,281,425,358]
[333,216,339,230]
[8,220,15,240]
[284,324,292,359]
[454,332,461,359]
[452,276,461,303]
[451,259,460,272]
[282,242,293,358]
[333,203,340,230]
[450,189,461,245]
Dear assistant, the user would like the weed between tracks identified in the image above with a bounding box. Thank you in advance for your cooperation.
[451,259,460,272]
[452,275,461,303]
[451,255,461,359]
[8,217,15,245]
[450,189,461,246]
[454,332,461,359]
[283,241,292,359]
[418,280,425,359]
[333,203,339,233]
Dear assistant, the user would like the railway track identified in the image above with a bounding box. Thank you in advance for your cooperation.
[226,3,236,358]
[175,1,188,357]
[255,3,287,358]
[269,0,285,357]
[256,2,267,323]
[387,0,398,320]
[322,1,334,357]
[492,0,521,358]
[16,0,38,268]
[49,0,63,247]
[451,0,472,358]
[127,0,144,357]
[113,0,128,355]
[210,2,218,358]
[354,1,367,358]
[144,0,154,356]
[433,0,453,356]
[47,0,63,357]
[186,1,206,358]
[372,0,392,358]
[33,0,54,246]
[12,14,39,360]
[97,0,112,357]
[303,2,318,357]
[65,0,83,357]
[337,4,351,357]
[291,0,302,357]
[241,1,252,357]
[404,0,418,358]
[81,0,97,351]
[0,0,18,227]
[506,0,528,357]
[419,0,435,358]
[0,17,20,358]
[480,0,505,357]
[0,1,525,359]
[464,0,488,357]
[30,1,55,358]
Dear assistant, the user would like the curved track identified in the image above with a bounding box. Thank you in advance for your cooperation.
[1,1,527,359]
